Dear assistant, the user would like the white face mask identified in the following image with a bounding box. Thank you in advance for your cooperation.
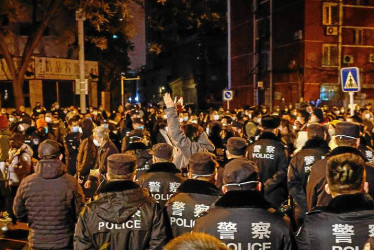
[79,127,83,134]
[165,127,168,132]
[183,116,189,122]
[9,117,15,123]
[163,115,167,120]
[296,116,302,122]
[93,139,101,147]
[179,118,184,123]
[333,110,340,115]
[19,125,25,132]
[213,115,219,121]
[365,113,371,119]
[45,117,52,123]
[206,127,209,135]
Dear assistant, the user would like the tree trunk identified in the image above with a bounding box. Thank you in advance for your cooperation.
[13,76,25,108]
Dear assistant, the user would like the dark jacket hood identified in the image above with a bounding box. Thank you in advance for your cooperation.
[177,179,221,196]
[89,180,149,223]
[302,138,330,150]
[126,142,148,151]
[146,162,180,174]
[259,131,281,142]
[315,193,374,214]
[214,190,272,209]
[36,159,66,179]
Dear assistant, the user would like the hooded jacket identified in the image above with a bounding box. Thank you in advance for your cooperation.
[13,159,84,249]
[296,193,374,250]
[74,180,168,250]
[193,190,294,250]
[165,107,215,169]
[137,162,186,207]
[165,179,221,237]
[124,142,153,179]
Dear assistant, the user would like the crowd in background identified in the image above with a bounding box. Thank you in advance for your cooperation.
[0,95,373,249]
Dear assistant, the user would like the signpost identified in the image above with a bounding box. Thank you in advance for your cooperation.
[223,90,233,110]
[341,67,360,116]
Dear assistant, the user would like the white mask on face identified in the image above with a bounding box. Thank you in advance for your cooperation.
[365,113,371,119]
[45,117,52,123]
[296,116,302,122]
[213,115,219,121]
[163,115,167,120]
[165,127,168,132]
[93,139,101,147]
[183,116,189,122]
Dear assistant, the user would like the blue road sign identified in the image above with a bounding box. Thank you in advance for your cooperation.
[223,90,233,101]
[341,67,360,92]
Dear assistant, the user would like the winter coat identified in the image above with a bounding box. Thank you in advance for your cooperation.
[88,140,118,182]
[193,190,294,250]
[247,132,289,207]
[165,179,221,237]
[165,107,215,169]
[76,135,97,177]
[74,180,169,250]
[137,162,186,207]
[0,129,11,162]
[287,138,330,215]
[13,159,84,249]
[296,193,374,250]
[306,146,374,210]
[124,142,153,179]
[64,131,80,176]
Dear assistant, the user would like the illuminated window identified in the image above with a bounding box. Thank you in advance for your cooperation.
[322,2,339,26]
[322,44,338,66]
[320,84,339,101]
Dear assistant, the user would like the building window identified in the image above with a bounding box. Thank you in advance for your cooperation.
[320,84,340,101]
[353,29,363,45]
[322,44,338,66]
[322,2,339,26]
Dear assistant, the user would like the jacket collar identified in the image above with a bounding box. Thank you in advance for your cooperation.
[36,159,66,179]
[323,193,374,213]
[258,132,280,142]
[126,142,147,150]
[146,162,180,173]
[177,179,221,196]
[214,190,272,209]
[97,180,139,193]
[329,146,368,161]
[302,138,330,150]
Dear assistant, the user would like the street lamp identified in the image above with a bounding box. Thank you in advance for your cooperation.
[120,74,140,106]
[76,8,87,113]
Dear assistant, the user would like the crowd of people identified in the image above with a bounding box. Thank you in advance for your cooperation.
[0,94,374,249]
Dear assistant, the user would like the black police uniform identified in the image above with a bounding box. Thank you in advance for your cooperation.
[64,131,80,176]
[193,190,294,250]
[165,179,221,237]
[247,132,289,207]
[306,146,374,210]
[124,142,152,179]
[287,138,330,222]
[137,162,185,207]
[296,193,374,250]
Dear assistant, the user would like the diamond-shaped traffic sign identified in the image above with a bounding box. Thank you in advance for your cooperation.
[341,67,360,92]
[223,90,233,101]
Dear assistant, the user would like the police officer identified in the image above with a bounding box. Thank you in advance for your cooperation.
[288,124,330,226]
[137,143,185,207]
[165,152,221,237]
[193,158,294,250]
[63,117,80,176]
[306,122,374,210]
[74,153,169,249]
[216,137,248,189]
[247,115,289,208]
[296,153,374,250]
[122,129,153,179]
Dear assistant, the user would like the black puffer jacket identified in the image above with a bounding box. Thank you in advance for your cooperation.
[74,181,169,250]
[13,159,84,249]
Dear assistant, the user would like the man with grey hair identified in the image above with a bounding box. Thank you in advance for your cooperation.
[84,126,118,196]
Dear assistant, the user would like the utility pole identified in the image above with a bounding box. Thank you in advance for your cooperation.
[76,8,87,113]
[227,0,231,89]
